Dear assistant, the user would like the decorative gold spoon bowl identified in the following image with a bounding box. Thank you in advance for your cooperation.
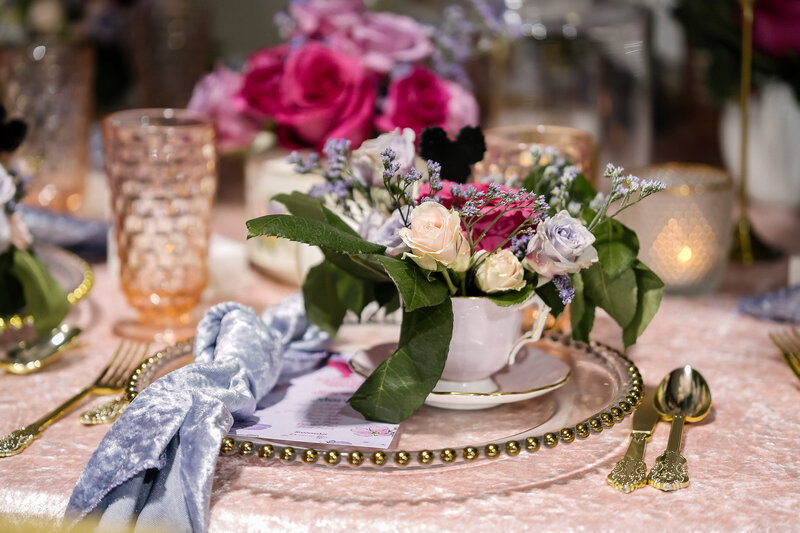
[648,365,712,491]
[0,324,81,375]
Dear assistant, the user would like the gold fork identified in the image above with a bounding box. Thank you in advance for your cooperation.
[0,341,149,458]
[769,328,800,382]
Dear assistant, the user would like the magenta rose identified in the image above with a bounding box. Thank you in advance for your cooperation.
[188,64,261,152]
[289,0,364,38]
[342,12,433,73]
[753,0,800,57]
[419,181,537,252]
[237,45,288,118]
[274,42,376,150]
[376,66,479,138]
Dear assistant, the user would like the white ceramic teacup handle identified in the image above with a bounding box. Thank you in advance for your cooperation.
[507,294,550,366]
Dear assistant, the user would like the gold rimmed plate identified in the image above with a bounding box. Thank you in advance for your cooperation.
[349,342,571,410]
[0,244,93,333]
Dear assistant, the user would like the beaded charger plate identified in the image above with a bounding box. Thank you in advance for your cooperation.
[125,332,641,472]
[0,244,94,332]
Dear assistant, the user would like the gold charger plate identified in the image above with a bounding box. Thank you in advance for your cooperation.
[0,244,94,332]
[125,332,642,471]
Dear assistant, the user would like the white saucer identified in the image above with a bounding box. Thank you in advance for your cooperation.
[348,342,571,410]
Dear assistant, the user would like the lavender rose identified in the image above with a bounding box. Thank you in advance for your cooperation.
[344,12,433,73]
[524,210,598,278]
[350,128,416,187]
[188,64,261,152]
[358,207,410,256]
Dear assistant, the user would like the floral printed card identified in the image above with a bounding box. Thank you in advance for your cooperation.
[228,354,399,449]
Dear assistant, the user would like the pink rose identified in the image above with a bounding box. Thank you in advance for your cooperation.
[289,0,364,38]
[444,80,480,138]
[420,181,537,252]
[753,0,800,57]
[239,42,376,151]
[376,66,449,136]
[342,12,433,73]
[238,45,288,118]
[376,66,479,138]
[275,43,376,150]
[188,64,261,152]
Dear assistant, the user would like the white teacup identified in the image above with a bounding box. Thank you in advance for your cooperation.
[441,294,551,384]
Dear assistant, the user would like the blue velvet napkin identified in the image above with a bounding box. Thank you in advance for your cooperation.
[65,295,330,532]
[738,284,800,324]
[20,206,109,261]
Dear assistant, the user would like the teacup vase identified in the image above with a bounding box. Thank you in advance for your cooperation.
[439,295,551,392]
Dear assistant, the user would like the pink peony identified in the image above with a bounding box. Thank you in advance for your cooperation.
[188,64,261,152]
[376,66,479,138]
[289,0,364,38]
[420,181,538,252]
[341,12,433,73]
[239,42,376,151]
[753,0,800,57]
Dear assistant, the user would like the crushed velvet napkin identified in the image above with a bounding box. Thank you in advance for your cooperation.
[65,295,329,532]
[738,284,800,324]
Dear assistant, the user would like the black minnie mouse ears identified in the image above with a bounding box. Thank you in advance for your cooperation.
[419,125,486,184]
[0,105,28,153]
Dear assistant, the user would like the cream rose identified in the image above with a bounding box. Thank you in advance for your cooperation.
[397,201,470,272]
[524,210,598,278]
[350,128,416,187]
[475,249,526,293]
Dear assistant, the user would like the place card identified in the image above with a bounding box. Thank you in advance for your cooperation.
[228,354,399,449]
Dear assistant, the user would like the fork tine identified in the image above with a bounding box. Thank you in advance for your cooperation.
[95,341,126,383]
[106,342,148,388]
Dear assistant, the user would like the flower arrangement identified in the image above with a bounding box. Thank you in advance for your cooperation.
[673,0,800,103]
[188,0,510,153]
[0,106,68,333]
[247,126,666,423]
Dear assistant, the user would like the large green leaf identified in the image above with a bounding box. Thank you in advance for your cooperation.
[348,299,454,423]
[622,261,665,347]
[374,256,449,311]
[486,282,536,308]
[533,280,564,318]
[302,262,348,335]
[569,272,595,342]
[0,250,24,314]
[582,263,637,328]
[246,215,386,255]
[274,191,360,236]
[324,249,390,283]
[10,248,69,334]
[592,218,639,279]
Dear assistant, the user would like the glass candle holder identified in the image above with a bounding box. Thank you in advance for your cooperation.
[617,163,734,294]
[103,109,217,341]
[0,41,93,212]
[474,124,594,184]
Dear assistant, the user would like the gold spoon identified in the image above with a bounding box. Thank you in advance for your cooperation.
[0,324,81,375]
[648,365,712,491]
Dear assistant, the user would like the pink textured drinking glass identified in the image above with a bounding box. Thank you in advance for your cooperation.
[103,109,217,341]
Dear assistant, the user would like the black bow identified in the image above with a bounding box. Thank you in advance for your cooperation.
[419,126,486,184]
[0,105,28,153]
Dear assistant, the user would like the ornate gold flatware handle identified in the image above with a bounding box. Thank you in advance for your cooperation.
[0,386,92,458]
[607,432,650,493]
[648,414,689,491]
[80,396,128,425]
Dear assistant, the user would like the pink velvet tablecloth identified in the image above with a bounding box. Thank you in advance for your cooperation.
[1,203,799,531]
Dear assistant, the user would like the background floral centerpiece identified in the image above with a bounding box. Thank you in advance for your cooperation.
[0,106,68,333]
[247,126,666,423]
[187,0,510,153]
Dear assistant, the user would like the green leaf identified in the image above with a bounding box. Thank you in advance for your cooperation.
[582,263,637,328]
[374,256,449,311]
[302,262,348,335]
[246,215,386,255]
[622,261,665,347]
[486,282,536,308]
[323,250,390,283]
[533,281,565,318]
[335,271,374,317]
[592,218,639,279]
[569,174,598,204]
[274,191,359,236]
[348,299,454,423]
[10,248,69,334]
[0,250,25,315]
[569,273,595,342]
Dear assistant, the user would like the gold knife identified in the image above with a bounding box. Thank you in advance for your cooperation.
[607,388,659,493]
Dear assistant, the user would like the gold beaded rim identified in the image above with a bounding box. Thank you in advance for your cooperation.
[218,332,643,470]
[0,247,94,332]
